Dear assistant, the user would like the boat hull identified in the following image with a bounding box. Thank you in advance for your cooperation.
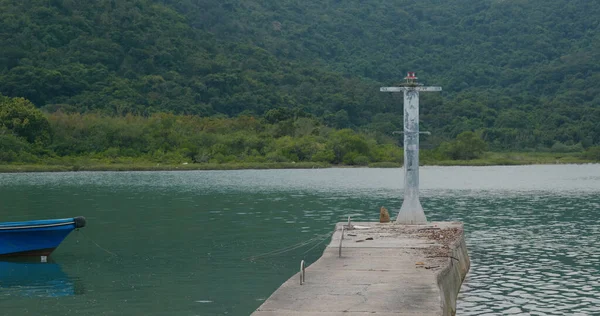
[0,248,57,257]
[0,217,86,257]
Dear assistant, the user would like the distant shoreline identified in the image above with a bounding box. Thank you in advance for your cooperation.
[0,154,596,173]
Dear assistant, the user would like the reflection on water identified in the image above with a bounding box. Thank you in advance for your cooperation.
[0,259,83,298]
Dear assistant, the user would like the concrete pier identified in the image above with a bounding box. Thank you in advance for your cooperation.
[253,222,469,316]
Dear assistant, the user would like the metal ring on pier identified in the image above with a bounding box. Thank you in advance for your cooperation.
[300,260,306,285]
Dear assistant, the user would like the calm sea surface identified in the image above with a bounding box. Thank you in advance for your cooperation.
[0,165,599,315]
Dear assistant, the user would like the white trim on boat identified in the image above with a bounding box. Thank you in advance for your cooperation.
[0,221,75,230]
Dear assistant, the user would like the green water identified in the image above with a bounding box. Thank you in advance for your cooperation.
[0,166,599,315]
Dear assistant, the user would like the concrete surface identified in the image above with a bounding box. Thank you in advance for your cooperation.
[252,222,470,316]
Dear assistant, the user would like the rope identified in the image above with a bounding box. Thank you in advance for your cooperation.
[245,235,326,260]
[245,232,332,261]
[302,233,331,255]
[78,230,118,257]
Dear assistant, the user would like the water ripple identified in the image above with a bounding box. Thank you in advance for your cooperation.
[1,165,599,315]
[454,194,600,315]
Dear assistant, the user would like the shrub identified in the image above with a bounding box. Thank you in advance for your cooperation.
[582,146,600,160]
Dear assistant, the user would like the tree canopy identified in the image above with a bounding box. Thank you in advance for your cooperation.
[0,0,599,150]
[0,95,51,145]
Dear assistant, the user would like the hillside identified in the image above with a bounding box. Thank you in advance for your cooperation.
[1,0,600,150]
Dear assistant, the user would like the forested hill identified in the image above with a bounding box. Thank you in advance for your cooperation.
[1,0,600,150]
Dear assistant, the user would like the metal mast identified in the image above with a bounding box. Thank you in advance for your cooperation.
[380,72,441,224]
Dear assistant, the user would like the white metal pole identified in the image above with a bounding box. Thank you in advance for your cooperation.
[381,79,441,224]
[398,88,425,224]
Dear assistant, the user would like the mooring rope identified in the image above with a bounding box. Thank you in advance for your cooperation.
[78,230,118,257]
[301,234,331,255]
[244,232,333,261]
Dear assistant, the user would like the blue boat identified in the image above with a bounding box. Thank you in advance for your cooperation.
[0,217,86,257]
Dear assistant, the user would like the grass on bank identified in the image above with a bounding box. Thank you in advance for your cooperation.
[424,151,595,166]
[0,151,596,173]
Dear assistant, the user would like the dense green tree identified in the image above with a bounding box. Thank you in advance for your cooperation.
[328,129,371,164]
[582,147,600,161]
[439,131,488,160]
[0,134,35,163]
[0,95,51,145]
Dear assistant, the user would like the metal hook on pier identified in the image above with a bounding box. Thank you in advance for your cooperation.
[339,226,345,258]
[300,260,306,285]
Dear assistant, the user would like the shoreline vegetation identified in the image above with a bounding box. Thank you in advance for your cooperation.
[2,95,600,174]
[0,152,596,173]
